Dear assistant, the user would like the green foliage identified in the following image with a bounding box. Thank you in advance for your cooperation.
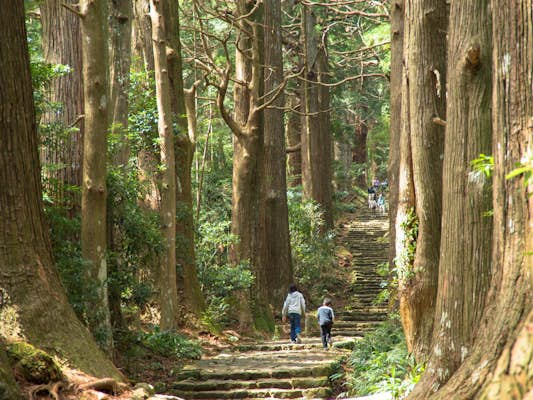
[342,317,423,399]
[506,153,533,187]
[288,190,336,294]
[128,71,159,153]
[374,262,392,305]
[106,165,164,312]
[471,153,494,179]
[140,328,202,360]
[394,208,419,283]
[201,297,231,334]
[45,205,86,318]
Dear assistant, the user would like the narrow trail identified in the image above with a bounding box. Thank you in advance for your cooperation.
[171,207,389,400]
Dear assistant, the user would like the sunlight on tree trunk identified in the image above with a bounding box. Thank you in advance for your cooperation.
[413,0,532,397]
[397,0,447,361]
[409,0,493,395]
[0,0,120,378]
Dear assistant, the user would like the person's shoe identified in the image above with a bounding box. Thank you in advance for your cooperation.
[296,335,302,344]
[328,336,333,346]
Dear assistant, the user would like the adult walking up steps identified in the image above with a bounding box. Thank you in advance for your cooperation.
[171,207,389,400]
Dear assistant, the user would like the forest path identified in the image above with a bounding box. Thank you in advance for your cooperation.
[170,206,389,400]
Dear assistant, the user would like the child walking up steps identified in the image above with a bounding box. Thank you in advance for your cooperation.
[317,298,335,349]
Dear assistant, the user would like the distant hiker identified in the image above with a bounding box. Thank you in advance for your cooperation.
[282,284,306,344]
[317,298,335,349]
[368,187,377,210]
[377,193,386,214]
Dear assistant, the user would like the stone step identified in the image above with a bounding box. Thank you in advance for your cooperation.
[332,320,383,329]
[171,386,333,399]
[230,337,359,352]
[175,350,340,381]
[173,376,329,391]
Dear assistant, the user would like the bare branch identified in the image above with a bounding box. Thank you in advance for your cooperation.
[61,2,84,17]
[297,72,387,88]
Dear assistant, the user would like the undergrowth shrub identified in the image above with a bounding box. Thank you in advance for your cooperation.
[141,328,202,360]
[341,316,423,399]
[287,189,337,300]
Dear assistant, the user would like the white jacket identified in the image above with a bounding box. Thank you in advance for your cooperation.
[282,291,306,316]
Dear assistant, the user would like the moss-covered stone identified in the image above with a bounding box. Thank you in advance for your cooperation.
[252,301,275,333]
[0,344,21,400]
[6,342,62,384]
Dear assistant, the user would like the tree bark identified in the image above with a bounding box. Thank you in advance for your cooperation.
[256,0,293,309]
[109,0,133,167]
[162,0,205,318]
[80,0,113,351]
[133,0,155,71]
[353,120,368,187]
[388,0,403,270]
[108,0,133,331]
[286,93,302,188]
[396,61,416,353]
[409,0,493,394]
[150,0,178,330]
[301,5,334,230]
[40,0,84,210]
[413,0,532,397]
[0,0,120,379]
[334,139,352,192]
[398,0,447,361]
[316,40,334,229]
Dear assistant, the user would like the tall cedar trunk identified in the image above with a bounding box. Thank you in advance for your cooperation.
[0,1,120,378]
[353,121,368,187]
[316,42,334,228]
[301,5,319,201]
[80,0,113,351]
[108,0,133,330]
[162,0,204,317]
[150,0,178,330]
[396,56,416,353]
[40,0,84,210]
[286,93,302,187]
[256,0,293,309]
[0,343,20,399]
[132,0,160,213]
[224,0,265,330]
[133,0,155,71]
[399,0,447,360]
[388,0,403,271]
[301,5,333,230]
[230,0,255,266]
[334,139,352,192]
[417,0,532,398]
[409,0,493,395]
[109,0,133,167]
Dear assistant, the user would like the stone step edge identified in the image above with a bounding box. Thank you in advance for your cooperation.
[173,375,329,391]
[175,363,336,381]
[170,386,333,399]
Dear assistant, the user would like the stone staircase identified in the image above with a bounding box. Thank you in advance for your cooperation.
[170,207,389,400]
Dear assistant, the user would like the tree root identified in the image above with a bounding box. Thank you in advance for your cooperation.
[78,378,128,395]
[28,378,127,399]
[29,381,64,400]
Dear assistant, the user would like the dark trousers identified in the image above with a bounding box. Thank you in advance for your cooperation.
[320,322,333,348]
[289,313,301,342]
